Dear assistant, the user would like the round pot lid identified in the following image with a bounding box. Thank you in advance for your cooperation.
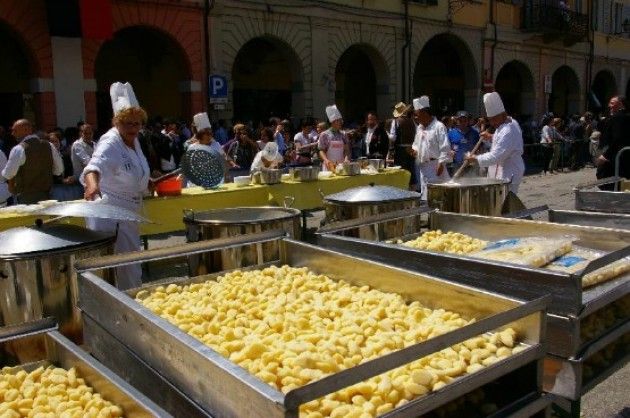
[324,185,421,203]
[36,201,151,223]
[0,224,114,258]
[184,207,301,224]
[181,148,225,189]
[427,178,511,187]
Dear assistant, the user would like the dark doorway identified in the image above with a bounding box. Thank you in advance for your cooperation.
[591,70,617,111]
[495,61,535,118]
[335,47,377,125]
[0,22,32,129]
[548,65,580,117]
[232,37,302,125]
[413,34,477,116]
[95,26,190,133]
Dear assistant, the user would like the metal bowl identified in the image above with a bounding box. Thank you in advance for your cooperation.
[336,161,361,176]
[260,168,282,184]
[289,166,320,182]
[368,159,386,171]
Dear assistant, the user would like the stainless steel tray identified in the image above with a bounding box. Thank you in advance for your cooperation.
[0,320,170,417]
[549,209,630,230]
[574,177,630,214]
[316,211,630,359]
[543,323,629,400]
[84,316,554,418]
[76,232,548,418]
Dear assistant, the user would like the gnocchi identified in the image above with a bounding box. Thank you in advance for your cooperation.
[136,265,520,418]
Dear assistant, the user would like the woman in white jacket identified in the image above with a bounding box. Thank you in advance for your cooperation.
[82,83,150,290]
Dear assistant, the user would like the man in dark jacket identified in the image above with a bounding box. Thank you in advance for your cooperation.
[360,112,389,159]
[596,96,630,189]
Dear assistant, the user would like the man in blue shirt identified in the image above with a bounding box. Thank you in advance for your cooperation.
[448,111,479,173]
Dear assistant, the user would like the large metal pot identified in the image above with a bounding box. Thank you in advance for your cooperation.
[0,224,114,343]
[323,185,422,239]
[184,207,301,275]
[427,177,509,216]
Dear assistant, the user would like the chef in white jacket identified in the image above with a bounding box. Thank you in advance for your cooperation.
[411,96,452,199]
[465,92,525,194]
[82,82,150,290]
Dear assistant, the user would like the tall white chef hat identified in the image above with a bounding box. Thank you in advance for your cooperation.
[484,92,506,117]
[193,112,212,131]
[325,105,343,123]
[110,82,139,115]
[413,96,430,111]
[262,141,280,161]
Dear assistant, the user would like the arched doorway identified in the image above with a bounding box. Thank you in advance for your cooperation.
[626,79,630,102]
[335,44,389,124]
[548,66,580,117]
[413,34,478,116]
[495,61,535,118]
[0,22,35,129]
[232,37,303,125]
[591,70,617,110]
[95,26,191,131]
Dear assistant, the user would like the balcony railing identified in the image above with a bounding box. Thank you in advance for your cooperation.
[522,4,588,43]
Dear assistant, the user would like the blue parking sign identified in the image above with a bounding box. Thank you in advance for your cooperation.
[209,75,228,103]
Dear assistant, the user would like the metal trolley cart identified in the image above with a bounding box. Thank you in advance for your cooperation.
[316,211,630,417]
[75,232,551,418]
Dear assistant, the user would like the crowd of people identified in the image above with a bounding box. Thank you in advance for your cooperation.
[0,90,628,208]
[0,78,627,289]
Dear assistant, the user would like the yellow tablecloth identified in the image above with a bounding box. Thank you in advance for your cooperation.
[267,169,411,210]
[0,170,410,235]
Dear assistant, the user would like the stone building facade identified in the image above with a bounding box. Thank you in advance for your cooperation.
[0,0,628,131]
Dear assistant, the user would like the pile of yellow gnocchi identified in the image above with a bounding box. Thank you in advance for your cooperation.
[136,265,522,418]
[0,365,123,418]
[399,230,487,255]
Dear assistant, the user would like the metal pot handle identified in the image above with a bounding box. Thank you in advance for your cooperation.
[283,196,295,209]
[0,318,57,343]
[75,230,286,272]
[183,208,195,221]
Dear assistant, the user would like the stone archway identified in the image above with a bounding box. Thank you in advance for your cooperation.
[334,44,390,124]
[549,65,580,117]
[232,36,304,125]
[413,33,479,116]
[495,60,536,117]
[94,26,192,131]
[591,70,617,110]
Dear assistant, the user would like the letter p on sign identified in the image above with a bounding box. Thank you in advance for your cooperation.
[209,75,228,103]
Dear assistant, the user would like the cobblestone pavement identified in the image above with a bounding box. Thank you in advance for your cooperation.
[147,167,628,417]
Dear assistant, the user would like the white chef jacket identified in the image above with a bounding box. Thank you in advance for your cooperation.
[1,135,64,179]
[0,152,10,204]
[71,138,94,179]
[365,127,375,155]
[250,150,283,173]
[81,127,150,290]
[476,118,525,194]
[412,118,452,164]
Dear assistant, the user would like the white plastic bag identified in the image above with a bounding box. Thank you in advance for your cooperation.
[471,237,573,267]
[546,247,630,288]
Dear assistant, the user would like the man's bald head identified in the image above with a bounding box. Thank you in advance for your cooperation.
[11,119,33,140]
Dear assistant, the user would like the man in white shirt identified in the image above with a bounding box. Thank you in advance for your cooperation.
[411,96,452,199]
[1,119,64,203]
[71,123,95,180]
[465,92,525,194]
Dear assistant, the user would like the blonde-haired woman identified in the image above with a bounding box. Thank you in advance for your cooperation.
[82,82,150,289]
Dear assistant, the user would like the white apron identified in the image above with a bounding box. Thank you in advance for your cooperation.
[417,160,450,201]
[85,134,149,290]
[323,140,345,171]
